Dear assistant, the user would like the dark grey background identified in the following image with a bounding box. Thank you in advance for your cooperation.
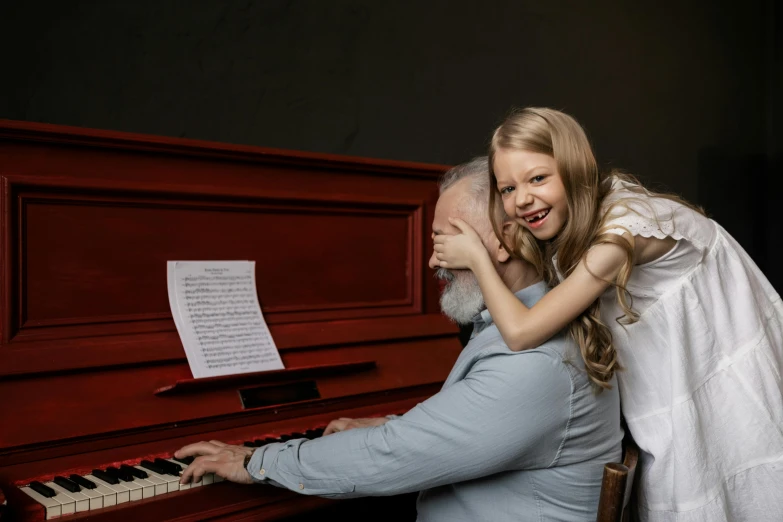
[1,0,780,289]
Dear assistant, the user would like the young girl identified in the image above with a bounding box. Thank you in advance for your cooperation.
[434,107,783,522]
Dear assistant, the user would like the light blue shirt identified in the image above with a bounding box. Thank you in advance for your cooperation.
[247,281,623,521]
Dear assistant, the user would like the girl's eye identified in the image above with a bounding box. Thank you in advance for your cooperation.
[531,175,545,183]
[499,186,514,195]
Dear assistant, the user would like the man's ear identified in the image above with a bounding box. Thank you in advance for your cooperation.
[494,221,515,263]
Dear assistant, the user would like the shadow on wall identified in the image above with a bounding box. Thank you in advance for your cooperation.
[697,148,769,279]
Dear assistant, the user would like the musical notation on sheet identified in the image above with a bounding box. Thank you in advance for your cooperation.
[167,261,284,378]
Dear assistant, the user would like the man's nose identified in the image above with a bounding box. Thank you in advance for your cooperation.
[428,250,439,270]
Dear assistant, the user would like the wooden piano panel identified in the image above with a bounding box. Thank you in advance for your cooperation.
[0,120,462,521]
[0,126,445,344]
[22,193,414,325]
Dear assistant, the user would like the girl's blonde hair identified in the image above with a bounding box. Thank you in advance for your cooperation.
[488,107,702,390]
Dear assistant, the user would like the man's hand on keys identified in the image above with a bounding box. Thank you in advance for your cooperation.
[324,417,389,435]
[175,417,390,484]
[175,440,254,485]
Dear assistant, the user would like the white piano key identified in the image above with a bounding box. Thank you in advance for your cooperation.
[134,467,167,496]
[76,485,103,510]
[138,467,179,493]
[86,474,129,504]
[213,474,225,482]
[20,487,61,520]
[120,478,143,501]
[82,476,116,507]
[131,476,155,499]
[174,461,214,486]
[106,480,131,504]
[48,489,75,516]
[46,482,90,513]
[163,460,192,490]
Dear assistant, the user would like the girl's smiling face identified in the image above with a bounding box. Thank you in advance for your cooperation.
[493,148,568,241]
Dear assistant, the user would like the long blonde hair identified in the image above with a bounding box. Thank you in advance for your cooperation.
[487,107,701,389]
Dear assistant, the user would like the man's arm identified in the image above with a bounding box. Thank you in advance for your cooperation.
[323,416,390,435]
[245,349,572,498]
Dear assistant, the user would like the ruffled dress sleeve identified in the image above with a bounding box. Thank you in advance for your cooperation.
[599,177,703,247]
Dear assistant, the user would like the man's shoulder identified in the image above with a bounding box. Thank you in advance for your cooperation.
[467,327,577,381]
[471,325,577,362]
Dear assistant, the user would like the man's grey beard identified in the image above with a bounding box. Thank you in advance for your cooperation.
[436,268,485,325]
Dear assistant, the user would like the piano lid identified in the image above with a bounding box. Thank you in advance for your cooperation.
[0,120,462,458]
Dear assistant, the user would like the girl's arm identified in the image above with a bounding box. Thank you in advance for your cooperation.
[434,218,629,351]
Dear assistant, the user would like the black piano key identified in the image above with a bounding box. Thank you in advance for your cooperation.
[140,460,167,475]
[157,458,181,471]
[116,467,135,482]
[105,466,134,482]
[121,464,148,479]
[243,441,257,447]
[29,481,56,498]
[304,430,320,439]
[278,435,292,442]
[263,438,278,444]
[92,469,119,485]
[172,456,194,466]
[53,476,80,493]
[289,432,306,439]
[154,458,181,476]
[69,475,97,489]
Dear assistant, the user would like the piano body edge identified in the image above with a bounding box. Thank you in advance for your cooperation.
[0,121,462,521]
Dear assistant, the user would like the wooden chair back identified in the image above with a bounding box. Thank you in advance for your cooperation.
[595,436,639,522]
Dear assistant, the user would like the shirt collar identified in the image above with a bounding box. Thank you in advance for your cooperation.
[470,281,548,338]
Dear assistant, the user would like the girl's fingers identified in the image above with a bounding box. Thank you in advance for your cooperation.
[449,217,477,237]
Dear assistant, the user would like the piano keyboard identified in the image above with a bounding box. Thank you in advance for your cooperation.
[19,427,325,520]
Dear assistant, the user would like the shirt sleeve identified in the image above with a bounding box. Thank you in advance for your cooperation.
[246,348,572,498]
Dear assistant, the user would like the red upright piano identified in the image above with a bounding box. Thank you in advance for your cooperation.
[0,121,462,521]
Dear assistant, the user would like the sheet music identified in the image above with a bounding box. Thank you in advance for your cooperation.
[167,260,284,378]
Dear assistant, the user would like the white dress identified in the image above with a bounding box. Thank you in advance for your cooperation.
[597,178,783,521]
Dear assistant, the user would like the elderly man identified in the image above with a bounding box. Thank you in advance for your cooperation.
[175,157,623,521]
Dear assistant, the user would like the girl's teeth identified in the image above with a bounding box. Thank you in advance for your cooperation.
[526,210,548,222]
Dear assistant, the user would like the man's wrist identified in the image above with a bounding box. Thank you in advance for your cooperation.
[243,449,256,471]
